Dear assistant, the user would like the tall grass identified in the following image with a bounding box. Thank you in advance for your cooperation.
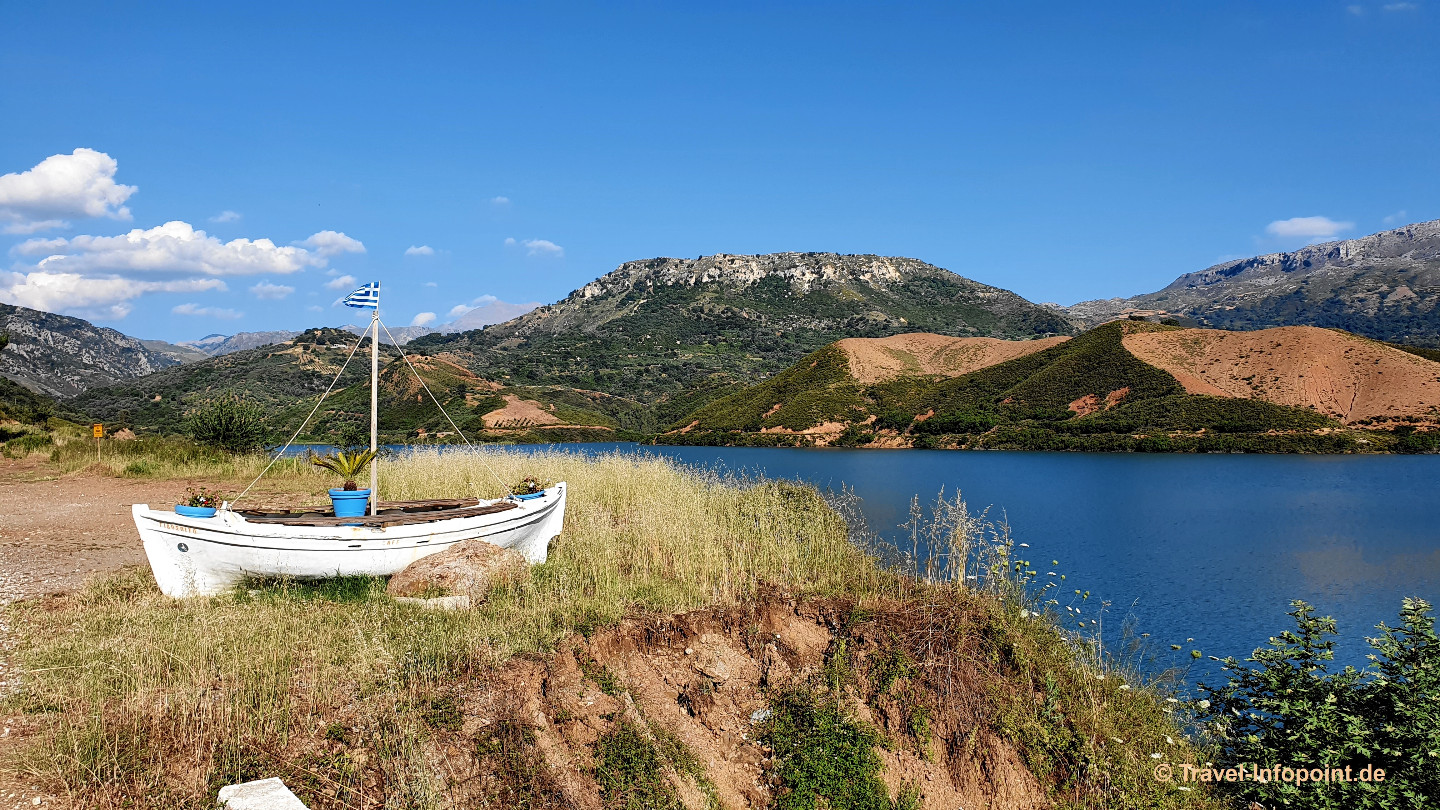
[4,448,1211,808]
[4,450,895,805]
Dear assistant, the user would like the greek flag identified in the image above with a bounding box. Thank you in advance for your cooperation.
[341,282,380,309]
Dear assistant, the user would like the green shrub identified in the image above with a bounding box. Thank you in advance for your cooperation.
[760,687,897,810]
[1197,598,1440,809]
[594,721,682,810]
[185,393,269,453]
[2,431,53,458]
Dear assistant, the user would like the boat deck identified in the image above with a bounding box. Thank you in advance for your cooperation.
[234,497,519,528]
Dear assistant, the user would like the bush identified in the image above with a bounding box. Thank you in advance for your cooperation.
[185,393,268,453]
[1197,599,1439,809]
[2,431,53,458]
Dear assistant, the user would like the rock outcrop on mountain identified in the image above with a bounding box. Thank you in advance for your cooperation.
[0,304,182,398]
[1065,220,1440,345]
[411,253,1075,419]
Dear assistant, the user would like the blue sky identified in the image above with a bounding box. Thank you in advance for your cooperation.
[1,1,1436,341]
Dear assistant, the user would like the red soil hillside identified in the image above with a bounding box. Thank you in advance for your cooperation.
[835,333,1070,384]
[1122,326,1440,424]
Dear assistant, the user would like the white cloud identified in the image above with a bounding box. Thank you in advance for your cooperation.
[505,237,564,258]
[209,210,242,223]
[1348,4,1366,13]
[424,281,438,287]
[447,303,472,318]
[410,312,436,327]
[490,196,511,206]
[301,230,366,257]
[250,281,294,300]
[1383,210,1409,226]
[173,302,243,320]
[0,148,137,234]
[13,220,323,276]
[0,271,223,320]
[324,274,357,290]
[1264,216,1354,241]
[405,244,435,256]
[1384,2,1417,10]
[307,304,323,312]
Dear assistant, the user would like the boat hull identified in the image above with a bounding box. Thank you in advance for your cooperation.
[133,483,566,597]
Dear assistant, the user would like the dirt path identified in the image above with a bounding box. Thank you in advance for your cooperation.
[0,462,221,809]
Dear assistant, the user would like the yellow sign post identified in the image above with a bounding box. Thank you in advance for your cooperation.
[93,423,104,438]
[93,423,102,463]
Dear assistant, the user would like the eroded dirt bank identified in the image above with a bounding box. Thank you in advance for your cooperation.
[430,594,1048,809]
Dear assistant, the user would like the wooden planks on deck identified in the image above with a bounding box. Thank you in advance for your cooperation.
[235,498,519,528]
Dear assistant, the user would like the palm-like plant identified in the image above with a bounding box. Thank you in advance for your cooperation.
[311,449,378,490]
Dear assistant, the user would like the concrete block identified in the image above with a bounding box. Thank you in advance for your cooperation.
[216,777,309,809]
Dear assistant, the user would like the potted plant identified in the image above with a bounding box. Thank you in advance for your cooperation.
[175,486,223,518]
[311,449,378,517]
[510,475,549,501]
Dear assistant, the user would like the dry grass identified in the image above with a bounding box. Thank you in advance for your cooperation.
[3,448,1213,809]
[3,449,895,806]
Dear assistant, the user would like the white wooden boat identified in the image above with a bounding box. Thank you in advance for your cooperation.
[134,281,568,597]
[133,485,566,597]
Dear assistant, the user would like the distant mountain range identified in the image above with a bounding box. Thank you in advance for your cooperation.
[0,303,189,398]
[7,221,1440,453]
[172,304,541,358]
[75,327,638,444]
[1063,219,1440,346]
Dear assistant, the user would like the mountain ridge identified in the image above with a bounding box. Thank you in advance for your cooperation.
[1064,219,1440,344]
[0,303,184,398]
[411,252,1076,420]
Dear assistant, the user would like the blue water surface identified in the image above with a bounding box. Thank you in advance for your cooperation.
[515,443,1440,689]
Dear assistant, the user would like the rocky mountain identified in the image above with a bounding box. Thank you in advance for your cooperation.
[438,299,540,332]
[1064,219,1440,345]
[179,325,435,357]
[343,323,434,344]
[179,330,302,356]
[665,321,1437,452]
[411,252,1075,419]
[138,339,211,364]
[0,303,184,398]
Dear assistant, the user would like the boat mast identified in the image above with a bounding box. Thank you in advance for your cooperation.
[369,289,379,515]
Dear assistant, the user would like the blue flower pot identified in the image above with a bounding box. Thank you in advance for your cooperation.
[174,504,217,518]
[329,488,372,518]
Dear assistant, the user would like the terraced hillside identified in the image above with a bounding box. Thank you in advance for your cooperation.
[665,322,1434,453]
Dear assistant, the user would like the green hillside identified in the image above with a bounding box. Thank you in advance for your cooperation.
[411,253,1075,420]
[666,322,1353,452]
[71,327,644,445]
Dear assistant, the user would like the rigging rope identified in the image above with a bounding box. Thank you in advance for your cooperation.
[229,330,369,506]
[377,318,511,498]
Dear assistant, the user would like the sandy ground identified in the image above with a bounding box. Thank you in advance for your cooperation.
[836,333,1069,384]
[481,394,564,427]
[1123,326,1440,423]
[0,462,219,809]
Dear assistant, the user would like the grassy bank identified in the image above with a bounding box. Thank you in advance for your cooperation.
[3,450,1216,808]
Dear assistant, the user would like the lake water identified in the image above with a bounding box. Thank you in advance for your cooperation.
[514,444,1440,690]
